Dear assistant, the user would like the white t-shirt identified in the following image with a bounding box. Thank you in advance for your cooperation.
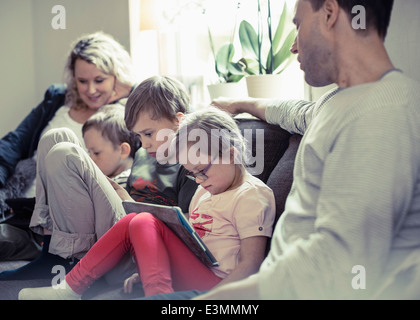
[39,105,85,148]
[25,106,85,197]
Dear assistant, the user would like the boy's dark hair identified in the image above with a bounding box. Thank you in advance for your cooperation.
[82,104,141,158]
[124,76,190,130]
[306,0,394,39]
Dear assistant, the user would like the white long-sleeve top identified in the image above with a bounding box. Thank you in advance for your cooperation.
[258,70,420,299]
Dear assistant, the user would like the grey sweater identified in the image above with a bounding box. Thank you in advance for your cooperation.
[258,70,420,299]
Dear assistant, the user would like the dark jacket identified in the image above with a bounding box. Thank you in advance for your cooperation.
[0,84,67,187]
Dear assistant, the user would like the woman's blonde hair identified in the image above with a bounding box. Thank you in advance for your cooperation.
[64,31,135,110]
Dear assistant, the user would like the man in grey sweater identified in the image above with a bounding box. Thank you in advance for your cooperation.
[203,0,420,299]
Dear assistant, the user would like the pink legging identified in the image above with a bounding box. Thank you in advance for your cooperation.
[66,212,221,296]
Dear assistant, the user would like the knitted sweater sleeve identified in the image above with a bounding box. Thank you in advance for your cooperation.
[264,89,338,135]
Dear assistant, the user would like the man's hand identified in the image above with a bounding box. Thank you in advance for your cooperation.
[211,97,267,121]
[211,98,242,116]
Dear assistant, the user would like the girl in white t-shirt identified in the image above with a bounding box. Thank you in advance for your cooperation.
[19,107,275,299]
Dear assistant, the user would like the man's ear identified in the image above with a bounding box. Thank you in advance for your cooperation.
[322,0,340,30]
[120,142,131,160]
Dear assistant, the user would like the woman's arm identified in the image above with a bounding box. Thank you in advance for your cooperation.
[107,79,135,104]
[0,85,66,187]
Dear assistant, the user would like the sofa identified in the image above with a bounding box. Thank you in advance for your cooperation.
[0,116,302,300]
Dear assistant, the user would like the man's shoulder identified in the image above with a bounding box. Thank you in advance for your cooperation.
[371,70,420,107]
[383,70,420,89]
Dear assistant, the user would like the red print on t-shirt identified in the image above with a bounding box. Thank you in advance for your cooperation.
[190,207,213,238]
[132,177,158,193]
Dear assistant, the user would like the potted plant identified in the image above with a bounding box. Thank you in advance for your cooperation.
[239,0,296,98]
[206,3,247,100]
[207,40,248,100]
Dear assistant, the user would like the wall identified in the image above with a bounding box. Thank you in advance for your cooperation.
[1,0,419,137]
[0,1,37,137]
[385,0,420,82]
[0,0,131,137]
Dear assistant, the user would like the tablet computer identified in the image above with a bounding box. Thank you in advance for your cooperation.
[122,201,219,268]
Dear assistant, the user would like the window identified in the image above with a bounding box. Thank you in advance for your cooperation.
[129,0,307,109]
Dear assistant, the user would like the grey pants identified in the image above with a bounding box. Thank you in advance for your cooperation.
[30,128,126,260]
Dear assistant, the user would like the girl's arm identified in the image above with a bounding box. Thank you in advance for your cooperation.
[212,236,267,288]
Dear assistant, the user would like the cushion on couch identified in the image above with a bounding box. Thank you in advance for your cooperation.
[236,117,301,219]
[236,117,292,183]
[266,134,302,223]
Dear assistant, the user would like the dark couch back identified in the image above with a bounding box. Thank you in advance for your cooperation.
[236,117,302,254]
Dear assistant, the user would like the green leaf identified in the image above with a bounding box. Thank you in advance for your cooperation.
[272,2,288,53]
[227,74,244,82]
[239,20,259,60]
[215,43,235,77]
[228,60,245,75]
[272,28,296,74]
[242,58,260,75]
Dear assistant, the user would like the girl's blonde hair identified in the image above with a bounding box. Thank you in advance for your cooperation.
[64,31,135,111]
[173,107,247,166]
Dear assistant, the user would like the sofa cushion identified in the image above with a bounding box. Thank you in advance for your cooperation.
[264,134,302,254]
[236,117,292,183]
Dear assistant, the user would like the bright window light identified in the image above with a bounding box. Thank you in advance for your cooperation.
[130,0,305,109]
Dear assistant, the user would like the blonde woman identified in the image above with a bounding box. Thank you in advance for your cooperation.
[0,31,135,190]
[0,31,136,271]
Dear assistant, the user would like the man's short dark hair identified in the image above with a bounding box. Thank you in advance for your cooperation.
[306,0,394,39]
